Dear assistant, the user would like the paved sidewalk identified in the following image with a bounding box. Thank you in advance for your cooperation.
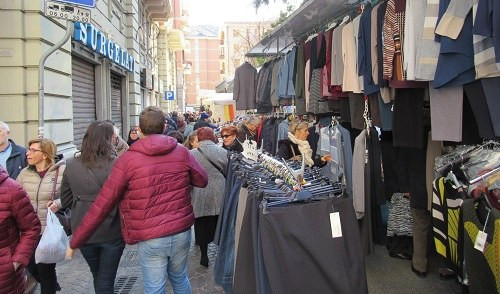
[50,229,223,294]
[37,234,461,294]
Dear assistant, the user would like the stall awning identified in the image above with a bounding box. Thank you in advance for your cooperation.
[167,29,185,52]
[205,93,235,105]
[246,0,360,57]
[215,77,234,93]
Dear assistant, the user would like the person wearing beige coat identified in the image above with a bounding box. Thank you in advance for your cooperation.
[17,160,65,232]
[16,138,65,294]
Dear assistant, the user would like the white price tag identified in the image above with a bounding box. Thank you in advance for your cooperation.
[330,212,342,238]
[474,231,488,252]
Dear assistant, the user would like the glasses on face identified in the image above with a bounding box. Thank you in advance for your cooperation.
[131,131,137,134]
[221,134,232,139]
[27,148,43,154]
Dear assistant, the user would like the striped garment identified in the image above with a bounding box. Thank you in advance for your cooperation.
[434,0,499,78]
[472,2,500,78]
[387,193,413,237]
[415,0,441,80]
[432,177,465,277]
[382,0,406,81]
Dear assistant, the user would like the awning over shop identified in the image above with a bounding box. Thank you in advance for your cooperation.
[215,77,234,93]
[167,29,185,52]
[246,0,361,57]
[204,93,235,105]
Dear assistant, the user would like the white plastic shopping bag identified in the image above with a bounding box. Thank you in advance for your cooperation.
[35,210,69,264]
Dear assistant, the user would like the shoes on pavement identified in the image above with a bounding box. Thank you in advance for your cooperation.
[200,255,209,268]
[389,252,412,260]
[411,265,427,278]
[24,276,38,294]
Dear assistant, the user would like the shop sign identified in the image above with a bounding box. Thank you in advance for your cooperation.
[51,0,97,8]
[165,91,175,101]
[45,1,91,23]
[73,22,134,72]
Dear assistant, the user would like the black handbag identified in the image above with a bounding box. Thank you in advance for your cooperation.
[51,167,72,236]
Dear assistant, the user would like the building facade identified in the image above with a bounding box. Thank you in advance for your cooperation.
[220,21,272,78]
[184,25,221,107]
[0,0,175,152]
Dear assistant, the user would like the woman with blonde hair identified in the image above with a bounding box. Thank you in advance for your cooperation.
[184,130,199,150]
[17,138,65,293]
[276,120,332,167]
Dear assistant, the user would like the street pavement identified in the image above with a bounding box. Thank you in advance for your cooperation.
[37,230,461,294]
[52,228,223,294]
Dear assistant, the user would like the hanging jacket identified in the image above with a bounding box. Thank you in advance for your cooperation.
[0,167,41,294]
[70,135,208,247]
[16,160,65,233]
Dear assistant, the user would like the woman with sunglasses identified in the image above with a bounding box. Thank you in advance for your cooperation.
[220,126,243,153]
[16,138,65,294]
[127,126,140,146]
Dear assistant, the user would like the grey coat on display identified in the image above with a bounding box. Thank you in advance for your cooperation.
[189,141,228,218]
[233,62,257,110]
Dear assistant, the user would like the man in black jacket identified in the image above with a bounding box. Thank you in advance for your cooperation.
[0,121,27,179]
[194,113,215,131]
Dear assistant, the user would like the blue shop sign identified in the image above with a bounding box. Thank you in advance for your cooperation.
[73,22,134,72]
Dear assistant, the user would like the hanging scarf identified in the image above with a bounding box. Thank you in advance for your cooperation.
[288,132,315,167]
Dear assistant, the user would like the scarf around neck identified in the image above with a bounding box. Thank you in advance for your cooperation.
[288,132,314,167]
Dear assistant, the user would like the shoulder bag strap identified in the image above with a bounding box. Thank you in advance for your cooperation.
[88,168,105,187]
[197,148,226,178]
[51,166,60,201]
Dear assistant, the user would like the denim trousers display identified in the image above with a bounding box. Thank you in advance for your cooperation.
[213,163,242,293]
[80,238,125,294]
[138,229,192,294]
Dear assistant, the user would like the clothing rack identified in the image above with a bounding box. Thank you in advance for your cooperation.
[435,140,500,174]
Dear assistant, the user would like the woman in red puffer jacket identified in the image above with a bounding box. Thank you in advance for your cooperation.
[0,166,41,294]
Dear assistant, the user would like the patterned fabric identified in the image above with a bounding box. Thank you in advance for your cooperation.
[308,68,322,114]
[387,193,413,237]
[432,177,465,277]
[472,1,500,78]
[433,0,476,88]
[462,199,500,294]
[415,0,440,80]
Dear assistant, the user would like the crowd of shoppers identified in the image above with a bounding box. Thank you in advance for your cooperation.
[0,111,269,293]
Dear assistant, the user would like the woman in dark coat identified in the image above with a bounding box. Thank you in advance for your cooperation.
[126,126,140,146]
[0,166,41,294]
[221,126,243,153]
[276,120,332,167]
[61,121,124,294]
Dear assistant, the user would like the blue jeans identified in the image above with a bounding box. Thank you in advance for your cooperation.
[80,238,125,294]
[138,229,192,294]
[213,163,242,293]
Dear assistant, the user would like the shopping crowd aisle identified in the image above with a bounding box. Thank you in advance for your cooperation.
[51,233,223,294]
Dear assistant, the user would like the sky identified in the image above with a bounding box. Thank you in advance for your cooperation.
[186,0,302,26]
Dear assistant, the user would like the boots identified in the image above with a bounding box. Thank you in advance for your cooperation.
[200,244,209,268]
